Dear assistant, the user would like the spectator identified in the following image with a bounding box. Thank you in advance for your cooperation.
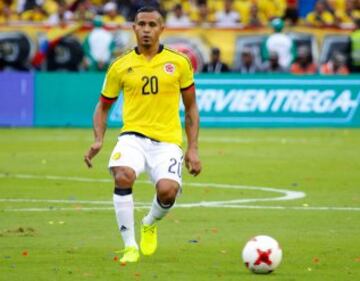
[320,52,349,74]
[82,17,115,71]
[20,3,48,22]
[261,51,287,73]
[90,0,107,13]
[214,0,241,28]
[201,47,230,73]
[161,0,196,15]
[160,0,176,12]
[102,1,125,27]
[46,0,73,26]
[327,0,345,14]
[166,3,193,27]
[17,0,43,14]
[231,0,251,24]
[283,0,299,26]
[180,0,198,16]
[335,0,360,29]
[258,0,287,22]
[124,0,161,22]
[190,0,215,27]
[120,0,140,22]
[72,0,96,22]
[18,0,57,16]
[42,0,58,15]
[234,47,262,74]
[290,46,317,74]
[115,0,131,20]
[0,1,18,23]
[244,3,267,27]
[305,0,335,27]
[262,18,296,70]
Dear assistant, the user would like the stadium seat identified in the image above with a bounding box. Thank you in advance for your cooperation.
[0,32,33,71]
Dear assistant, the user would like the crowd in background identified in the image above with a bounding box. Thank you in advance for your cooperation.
[78,15,357,75]
[0,0,359,74]
[203,44,351,75]
[0,0,359,29]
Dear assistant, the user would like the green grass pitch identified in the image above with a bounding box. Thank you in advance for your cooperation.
[0,128,359,281]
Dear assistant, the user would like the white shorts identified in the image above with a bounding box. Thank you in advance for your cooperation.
[108,134,184,186]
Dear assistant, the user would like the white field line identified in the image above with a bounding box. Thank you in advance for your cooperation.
[0,198,147,206]
[6,173,358,212]
[0,173,305,206]
[206,204,360,211]
[1,198,358,212]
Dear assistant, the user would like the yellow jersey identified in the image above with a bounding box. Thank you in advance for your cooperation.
[306,11,335,26]
[102,15,126,25]
[257,0,287,20]
[101,45,194,146]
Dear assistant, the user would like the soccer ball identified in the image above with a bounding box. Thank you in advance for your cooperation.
[242,235,282,274]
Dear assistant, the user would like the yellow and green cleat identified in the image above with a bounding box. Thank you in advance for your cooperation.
[140,224,157,256]
[118,246,140,264]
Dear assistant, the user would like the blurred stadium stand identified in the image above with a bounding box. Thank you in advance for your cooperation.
[46,35,83,71]
[0,32,33,71]
[0,0,359,73]
[320,35,351,68]
[234,34,266,66]
[288,32,318,64]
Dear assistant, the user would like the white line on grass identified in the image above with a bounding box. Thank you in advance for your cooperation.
[0,173,305,206]
[7,173,357,211]
[206,204,360,211]
[0,198,148,206]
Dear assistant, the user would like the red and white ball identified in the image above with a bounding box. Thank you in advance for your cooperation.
[242,235,282,274]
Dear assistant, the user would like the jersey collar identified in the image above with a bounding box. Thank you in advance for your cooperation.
[134,44,164,55]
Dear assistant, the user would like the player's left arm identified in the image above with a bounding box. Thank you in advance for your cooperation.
[182,85,202,176]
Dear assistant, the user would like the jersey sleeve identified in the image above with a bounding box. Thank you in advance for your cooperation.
[101,61,122,102]
[179,56,195,91]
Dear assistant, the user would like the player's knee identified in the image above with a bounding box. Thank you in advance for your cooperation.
[112,167,136,188]
[156,180,179,205]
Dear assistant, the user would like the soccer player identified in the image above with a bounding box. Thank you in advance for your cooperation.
[84,6,202,264]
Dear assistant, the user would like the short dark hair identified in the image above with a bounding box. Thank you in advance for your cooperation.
[134,6,163,20]
[211,48,220,55]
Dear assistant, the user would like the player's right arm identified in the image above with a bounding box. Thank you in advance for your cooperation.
[84,100,112,168]
[84,60,121,168]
